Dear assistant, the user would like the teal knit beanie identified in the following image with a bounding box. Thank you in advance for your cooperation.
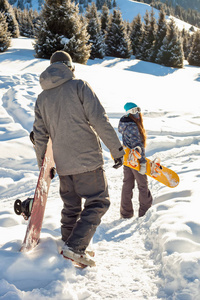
[124,102,137,112]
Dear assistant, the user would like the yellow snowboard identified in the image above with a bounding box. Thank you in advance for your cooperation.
[123,146,179,188]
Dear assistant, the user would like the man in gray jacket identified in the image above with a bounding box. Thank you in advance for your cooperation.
[33,51,124,265]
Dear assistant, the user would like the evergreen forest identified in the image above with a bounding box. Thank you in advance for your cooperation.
[0,0,200,67]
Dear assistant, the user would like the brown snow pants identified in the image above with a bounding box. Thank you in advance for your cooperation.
[120,166,153,218]
[59,167,110,253]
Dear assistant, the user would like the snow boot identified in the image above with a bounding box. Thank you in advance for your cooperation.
[61,245,96,268]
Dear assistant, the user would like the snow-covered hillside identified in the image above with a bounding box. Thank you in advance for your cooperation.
[117,0,196,30]
[10,0,196,31]
[0,37,200,299]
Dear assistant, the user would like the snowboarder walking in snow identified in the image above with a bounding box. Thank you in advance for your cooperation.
[118,102,153,218]
[33,50,124,265]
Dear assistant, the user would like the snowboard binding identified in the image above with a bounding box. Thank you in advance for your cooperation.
[150,158,162,177]
[14,197,34,220]
[128,146,142,168]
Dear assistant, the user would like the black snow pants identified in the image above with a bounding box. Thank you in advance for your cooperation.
[59,166,110,253]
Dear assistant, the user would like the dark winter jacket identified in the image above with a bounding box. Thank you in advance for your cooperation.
[118,115,146,163]
[33,62,124,175]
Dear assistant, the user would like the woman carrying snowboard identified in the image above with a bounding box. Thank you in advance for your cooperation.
[118,102,153,218]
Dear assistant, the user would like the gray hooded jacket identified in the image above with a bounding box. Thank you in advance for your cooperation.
[33,62,124,175]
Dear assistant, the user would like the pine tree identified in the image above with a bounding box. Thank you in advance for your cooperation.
[181,27,191,60]
[38,0,43,10]
[148,9,157,61]
[34,0,91,64]
[125,20,131,37]
[156,18,184,68]
[137,10,157,62]
[113,0,117,8]
[83,0,88,8]
[105,0,112,9]
[188,30,200,66]
[0,0,19,38]
[0,11,11,51]
[85,2,105,59]
[151,7,167,62]
[17,0,24,10]
[101,3,109,35]
[105,9,132,58]
[29,8,40,31]
[96,0,103,10]
[130,14,143,56]
[18,8,34,37]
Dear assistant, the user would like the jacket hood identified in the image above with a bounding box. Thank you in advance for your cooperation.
[40,62,75,90]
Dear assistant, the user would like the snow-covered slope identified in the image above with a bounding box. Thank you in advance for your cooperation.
[10,0,196,31]
[0,37,200,299]
[116,0,195,30]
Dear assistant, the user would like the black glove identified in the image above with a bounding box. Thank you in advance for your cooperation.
[30,131,35,145]
[50,167,56,179]
[113,157,123,169]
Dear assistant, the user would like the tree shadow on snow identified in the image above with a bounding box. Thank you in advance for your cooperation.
[87,56,177,77]
[0,47,46,71]
[0,48,35,62]
[123,60,177,76]
[195,73,200,82]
